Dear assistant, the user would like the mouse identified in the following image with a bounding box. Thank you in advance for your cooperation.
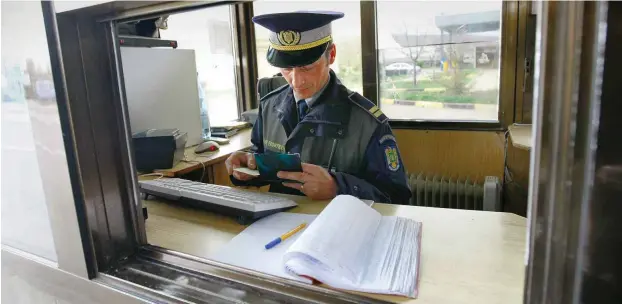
[195,141,220,153]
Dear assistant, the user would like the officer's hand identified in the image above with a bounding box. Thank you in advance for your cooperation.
[279,163,337,200]
[225,151,257,181]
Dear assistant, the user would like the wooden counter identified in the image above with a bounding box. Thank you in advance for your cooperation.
[143,195,527,303]
[508,123,532,150]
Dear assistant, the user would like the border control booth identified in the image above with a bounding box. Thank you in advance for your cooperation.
[2,1,622,304]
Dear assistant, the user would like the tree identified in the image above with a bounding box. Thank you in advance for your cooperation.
[397,24,427,87]
[439,26,473,97]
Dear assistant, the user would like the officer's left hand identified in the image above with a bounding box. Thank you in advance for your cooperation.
[279,163,337,200]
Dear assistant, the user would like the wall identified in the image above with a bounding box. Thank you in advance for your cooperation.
[394,129,506,184]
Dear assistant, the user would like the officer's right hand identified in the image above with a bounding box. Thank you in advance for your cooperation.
[225,151,257,181]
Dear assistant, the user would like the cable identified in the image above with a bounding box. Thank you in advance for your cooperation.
[138,173,164,179]
[181,157,207,183]
[502,129,510,183]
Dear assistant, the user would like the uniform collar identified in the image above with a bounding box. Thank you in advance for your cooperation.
[274,69,346,125]
[301,70,351,126]
[294,72,331,108]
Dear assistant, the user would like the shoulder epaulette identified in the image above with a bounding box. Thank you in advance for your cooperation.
[259,83,289,103]
[347,91,388,123]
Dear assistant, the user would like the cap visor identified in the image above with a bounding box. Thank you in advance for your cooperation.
[266,42,329,68]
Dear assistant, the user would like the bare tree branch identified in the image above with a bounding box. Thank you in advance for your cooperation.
[397,22,427,86]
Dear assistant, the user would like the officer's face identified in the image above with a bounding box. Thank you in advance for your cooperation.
[281,44,337,100]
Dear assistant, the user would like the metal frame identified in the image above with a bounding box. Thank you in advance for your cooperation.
[524,1,609,303]
[2,246,181,304]
[231,2,260,113]
[117,35,179,48]
[96,1,237,23]
[520,9,537,124]
[39,0,93,278]
[497,0,519,129]
[512,1,531,123]
[45,0,254,276]
[359,1,522,130]
[360,1,379,105]
[52,5,145,274]
[103,246,391,304]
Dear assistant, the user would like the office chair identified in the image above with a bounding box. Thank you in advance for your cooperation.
[257,74,288,99]
[242,74,288,125]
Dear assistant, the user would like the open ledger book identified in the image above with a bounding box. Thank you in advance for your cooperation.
[211,195,423,298]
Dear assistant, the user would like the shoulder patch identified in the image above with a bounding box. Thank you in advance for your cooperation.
[259,83,289,103]
[347,92,388,123]
[384,145,400,172]
[379,134,397,144]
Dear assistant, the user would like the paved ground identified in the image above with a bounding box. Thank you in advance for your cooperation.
[382,103,498,121]
[470,69,500,92]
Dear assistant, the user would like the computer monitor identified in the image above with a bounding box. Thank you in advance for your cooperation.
[120,47,204,147]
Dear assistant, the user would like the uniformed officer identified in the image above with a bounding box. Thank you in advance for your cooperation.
[225,11,411,204]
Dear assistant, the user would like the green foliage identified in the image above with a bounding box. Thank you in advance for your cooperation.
[437,69,471,95]
[381,89,498,105]
[380,69,498,104]
[381,79,440,90]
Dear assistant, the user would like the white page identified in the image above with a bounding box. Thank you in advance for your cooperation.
[358,216,398,290]
[355,217,422,298]
[284,195,382,284]
[210,212,317,283]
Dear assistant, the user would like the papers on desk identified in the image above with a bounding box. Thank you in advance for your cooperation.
[210,195,422,298]
[210,121,252,138]
[210,121,251,132]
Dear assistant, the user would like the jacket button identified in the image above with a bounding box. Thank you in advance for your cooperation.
[337,129,343,135]
[353,186,359,192]
[309,128,315,134]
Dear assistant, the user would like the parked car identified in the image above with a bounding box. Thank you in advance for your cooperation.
[385,62,421,77]
[477,52,490,64]
[463,54,475,64]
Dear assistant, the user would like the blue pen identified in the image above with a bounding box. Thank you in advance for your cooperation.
[265,223,307,249]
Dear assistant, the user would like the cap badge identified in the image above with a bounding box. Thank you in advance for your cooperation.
[277,30,301,46]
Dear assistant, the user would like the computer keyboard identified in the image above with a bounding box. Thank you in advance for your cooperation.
[138,178,297,223]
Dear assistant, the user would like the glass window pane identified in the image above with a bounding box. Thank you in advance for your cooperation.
[253,1,363,93]
[377,1,502,122]
[1,0,58,262]
[159,6,239,126]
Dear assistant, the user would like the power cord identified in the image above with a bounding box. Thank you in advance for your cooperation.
[138,173,164,179]
[181,154,207,182]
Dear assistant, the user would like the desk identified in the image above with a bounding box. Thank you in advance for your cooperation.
[143,196,526,303]
[152,129,253,183]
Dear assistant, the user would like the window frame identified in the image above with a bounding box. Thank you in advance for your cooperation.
[360,1,524,130]
[30,1,613,303]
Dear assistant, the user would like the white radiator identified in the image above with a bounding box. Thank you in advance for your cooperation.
[407,173,501,211]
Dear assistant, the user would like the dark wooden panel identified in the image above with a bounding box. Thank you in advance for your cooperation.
[504,137,530,216]
[394,129,505,184]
